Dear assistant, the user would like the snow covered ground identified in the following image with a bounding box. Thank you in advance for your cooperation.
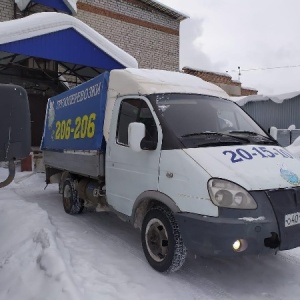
[1,167,300,300]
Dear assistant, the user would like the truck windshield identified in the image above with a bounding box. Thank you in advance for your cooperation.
[151,94,276,148]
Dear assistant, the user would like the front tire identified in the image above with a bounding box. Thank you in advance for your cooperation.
[141,206,187,273]
[62,178,84,214]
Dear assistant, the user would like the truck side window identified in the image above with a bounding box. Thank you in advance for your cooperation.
[117,99,158,146]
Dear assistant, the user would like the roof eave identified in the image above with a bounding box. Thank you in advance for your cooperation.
[140,0,189,21]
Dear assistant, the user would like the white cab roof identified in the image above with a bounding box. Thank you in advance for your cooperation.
[108,68,228,98]
[103,68,229,140]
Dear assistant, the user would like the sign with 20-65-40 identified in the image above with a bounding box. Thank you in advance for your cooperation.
[55,113,96,140]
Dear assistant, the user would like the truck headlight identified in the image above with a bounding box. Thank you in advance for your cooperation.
[208,179,257,209]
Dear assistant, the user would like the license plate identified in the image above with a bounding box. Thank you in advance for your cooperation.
[285,212,300,227]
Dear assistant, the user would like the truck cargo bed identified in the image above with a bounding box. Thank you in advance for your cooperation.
[44,150,105,178]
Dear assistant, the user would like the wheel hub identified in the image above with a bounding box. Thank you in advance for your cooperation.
[145,218,169,262]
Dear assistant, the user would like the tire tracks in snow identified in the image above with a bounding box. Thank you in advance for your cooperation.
[17,182,235,300]
[51,212,235,300]
[12,183,298,300]
[175,266,234,300]
[68,212,146,262]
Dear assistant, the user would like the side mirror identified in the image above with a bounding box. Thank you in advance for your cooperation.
[128,122,145,152]
[0,84,31,187]
[269,126,278,140]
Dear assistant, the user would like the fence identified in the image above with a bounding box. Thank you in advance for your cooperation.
[276,129,300,147]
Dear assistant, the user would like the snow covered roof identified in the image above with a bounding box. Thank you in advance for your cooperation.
[103,68,229,140]
[242,86,258,91]
[140,0,188,20]
[0,12,138,70]
[183,66,232,78]
[15,0,77,15]
[231,91,300,106]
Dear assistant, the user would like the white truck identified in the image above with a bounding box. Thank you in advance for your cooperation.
[42,68,300,273]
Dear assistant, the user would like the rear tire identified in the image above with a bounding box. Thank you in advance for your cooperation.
[62,178,84,214]
[141,206,187,273]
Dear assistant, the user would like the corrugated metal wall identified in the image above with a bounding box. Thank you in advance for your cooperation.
[242,95,300,131]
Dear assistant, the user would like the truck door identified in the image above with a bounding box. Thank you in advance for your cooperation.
[106,96,162,216]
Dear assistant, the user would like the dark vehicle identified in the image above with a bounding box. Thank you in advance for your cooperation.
[0,84,31,188]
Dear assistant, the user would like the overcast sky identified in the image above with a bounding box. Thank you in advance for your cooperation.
[158,0,300,95]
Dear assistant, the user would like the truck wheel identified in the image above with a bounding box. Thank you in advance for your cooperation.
[141,206,187,273]
[62,178,84,214]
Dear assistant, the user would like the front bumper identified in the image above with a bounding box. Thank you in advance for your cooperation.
[175,212,278,256]
[175,190,294,256]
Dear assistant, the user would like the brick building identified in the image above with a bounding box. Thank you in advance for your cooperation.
[77,0,187,70]
[183,67,258,96]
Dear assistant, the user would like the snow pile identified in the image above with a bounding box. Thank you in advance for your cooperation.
[0,174,82,300]
[0,169,204,300]
[238,217,266,222]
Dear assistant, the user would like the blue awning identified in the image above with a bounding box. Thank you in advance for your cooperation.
[0,12,138,79]
[0,28,125,70]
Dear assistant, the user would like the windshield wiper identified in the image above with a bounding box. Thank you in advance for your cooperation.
[228,131,277,144]
[181,131,250,142]
[196,141,246,147]
[182,131,238,138]
[229,130,266,137]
